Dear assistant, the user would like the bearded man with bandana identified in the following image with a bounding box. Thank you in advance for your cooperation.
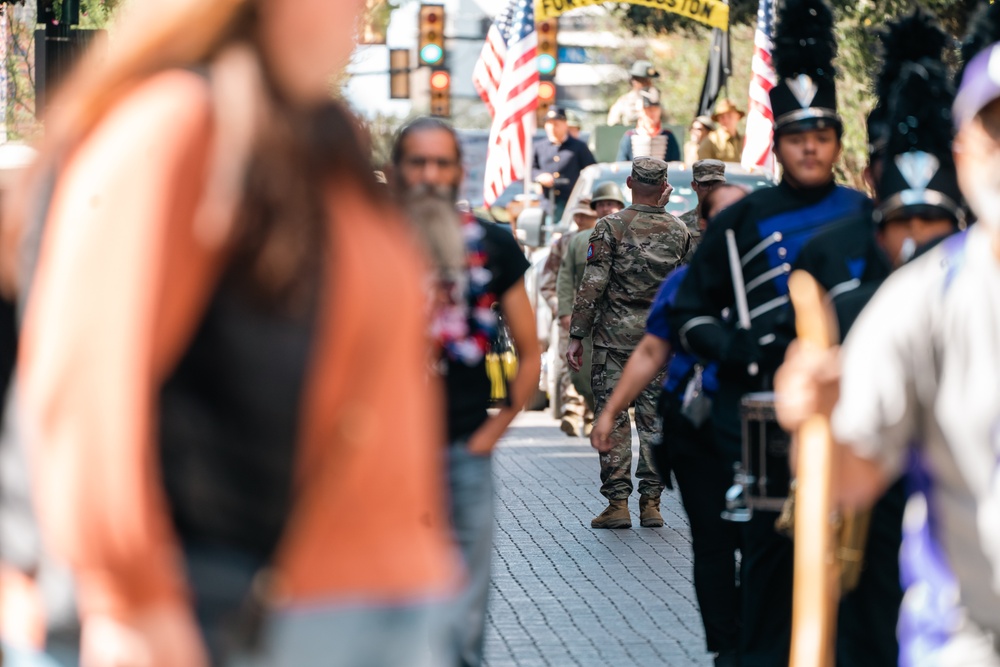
[392,117,540,667]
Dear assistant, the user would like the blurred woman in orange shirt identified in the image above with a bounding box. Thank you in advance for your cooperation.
[14,1,458,665]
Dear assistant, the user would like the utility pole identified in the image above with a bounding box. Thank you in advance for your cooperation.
[35,0,101,118]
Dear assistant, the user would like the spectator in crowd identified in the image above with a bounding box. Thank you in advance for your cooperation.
[393,118,541,667]
[678,159,727,241]
[567,111,583,139]
[533,107,596,224]
[617,88,681,163]
[698,98,745,162]
[685,116,716,166]
[608,60,660,127]
[16,1,459,665]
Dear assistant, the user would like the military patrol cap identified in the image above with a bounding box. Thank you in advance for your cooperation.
[631,157,669,186]
[691,159,726,184]
[629,60,659,79]
[544,106,568,122]
[591,181,626,208]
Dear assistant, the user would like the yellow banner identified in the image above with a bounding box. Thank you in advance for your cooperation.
[535,0,729,31]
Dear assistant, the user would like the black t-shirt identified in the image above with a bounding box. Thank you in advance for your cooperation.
[445,221,530,442]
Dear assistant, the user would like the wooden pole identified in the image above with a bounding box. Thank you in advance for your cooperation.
[787,270,840,667]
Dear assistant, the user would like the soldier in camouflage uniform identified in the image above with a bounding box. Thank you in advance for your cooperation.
[567,158,692,529]
[678,159,726,243]
[556,183,626,436]
[539,200,597,436]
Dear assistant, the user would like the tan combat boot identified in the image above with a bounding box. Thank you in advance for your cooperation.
[591,498,631,529]
[639,495,664,528]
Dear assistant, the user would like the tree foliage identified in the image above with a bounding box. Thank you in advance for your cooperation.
[614,0,985,187]
[2,0,121,139]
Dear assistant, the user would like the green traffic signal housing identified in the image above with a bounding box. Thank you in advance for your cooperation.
[418,4,446,67]
[537,18,558,77]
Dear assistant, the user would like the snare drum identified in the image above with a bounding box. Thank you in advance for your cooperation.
[739,391,791,512]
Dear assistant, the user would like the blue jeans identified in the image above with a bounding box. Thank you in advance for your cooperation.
[184,542,453,667]
[229,602,453,667]
[447,442,494,667]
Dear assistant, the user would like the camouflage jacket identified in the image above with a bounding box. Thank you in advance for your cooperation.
[556,229,592,318]
[569,204,692,350]
[538,233,571,312]
[678,207,702,240]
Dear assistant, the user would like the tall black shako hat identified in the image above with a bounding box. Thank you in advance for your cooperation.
[876,59,964,227]
[868,9,948,159]
[953,1,1000,129]
[769,0,839,135]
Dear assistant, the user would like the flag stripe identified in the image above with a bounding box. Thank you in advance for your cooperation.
[741,0,777,175]
[472,0,540,207]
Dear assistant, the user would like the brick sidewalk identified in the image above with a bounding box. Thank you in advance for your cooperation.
[483,411,713,667]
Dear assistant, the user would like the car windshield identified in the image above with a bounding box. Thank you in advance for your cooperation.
[556,161,776,228]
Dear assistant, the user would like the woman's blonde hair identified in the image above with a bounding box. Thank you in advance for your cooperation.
[22,0,378,307]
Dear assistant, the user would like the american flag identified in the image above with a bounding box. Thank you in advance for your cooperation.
[741,0,776,174]
[472,0,539,207]
[0,8,7,143]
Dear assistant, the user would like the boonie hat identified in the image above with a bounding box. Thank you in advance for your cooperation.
[711,98,745,121]
[570,198,597,218]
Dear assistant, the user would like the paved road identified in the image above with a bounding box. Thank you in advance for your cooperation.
[483,411,713,667]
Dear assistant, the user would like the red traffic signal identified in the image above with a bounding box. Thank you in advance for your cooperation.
[429,68,450,117]
[538,80,556,102]
[430,69,451,91]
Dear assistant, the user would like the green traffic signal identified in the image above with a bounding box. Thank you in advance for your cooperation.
[420,43,444,66]
[538,54,556,76]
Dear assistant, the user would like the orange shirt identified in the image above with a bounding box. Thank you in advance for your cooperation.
[19,71,457,621]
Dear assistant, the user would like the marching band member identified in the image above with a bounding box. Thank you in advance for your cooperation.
[669,0,869,662]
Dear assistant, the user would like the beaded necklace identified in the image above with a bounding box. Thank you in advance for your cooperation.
[431,213,498,366]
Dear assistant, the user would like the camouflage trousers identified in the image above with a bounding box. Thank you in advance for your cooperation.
[556,323,594,429]
[592,346,666,500]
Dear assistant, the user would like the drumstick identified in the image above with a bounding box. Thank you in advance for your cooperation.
[787,270,840,667]
[725,229,758,377]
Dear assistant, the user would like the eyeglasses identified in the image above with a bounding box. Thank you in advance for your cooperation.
[402,156,460,169]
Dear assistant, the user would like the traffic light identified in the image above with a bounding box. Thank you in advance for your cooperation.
[429,69,451,117]
[537,80,556,122]
[536,18,558,77]
[389,48,410,99]
[418,4,446,67]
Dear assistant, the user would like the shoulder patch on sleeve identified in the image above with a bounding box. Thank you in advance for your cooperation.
[587,244,595,261]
